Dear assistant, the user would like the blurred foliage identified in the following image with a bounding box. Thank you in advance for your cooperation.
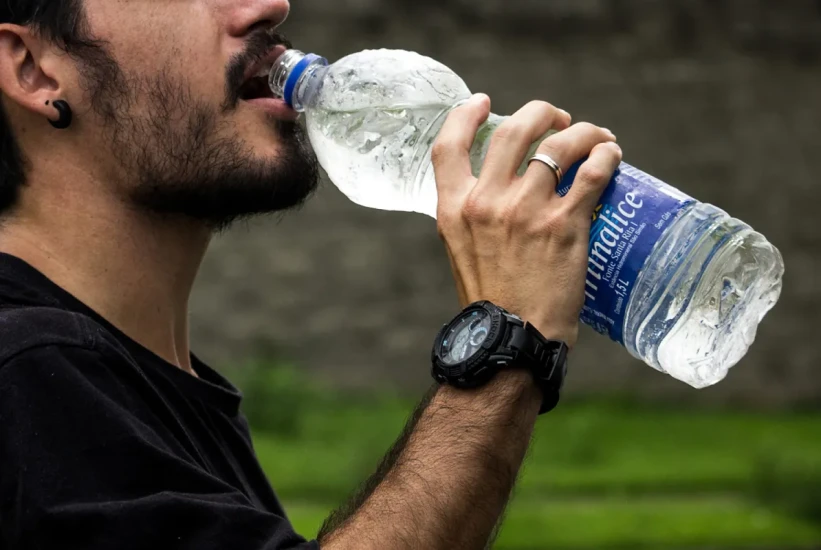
[751,453,821,526]
[233,363,821,548]
[233,361,325,438]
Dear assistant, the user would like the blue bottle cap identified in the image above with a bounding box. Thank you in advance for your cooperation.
[284,53,323,109]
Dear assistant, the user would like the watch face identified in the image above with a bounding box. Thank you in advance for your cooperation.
[439,309,493,366]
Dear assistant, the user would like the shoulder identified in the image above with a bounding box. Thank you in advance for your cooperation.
[0,306,138,381]
[0,306,100,366]
[0,310,152,438]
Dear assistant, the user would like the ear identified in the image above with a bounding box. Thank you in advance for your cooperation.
[0,24,65,120]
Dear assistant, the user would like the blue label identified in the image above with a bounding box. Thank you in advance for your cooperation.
[557,162,694,344]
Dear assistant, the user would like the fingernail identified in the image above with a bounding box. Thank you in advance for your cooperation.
[472,93,489,103]
[559,108,571,119]
[601,127,616,139]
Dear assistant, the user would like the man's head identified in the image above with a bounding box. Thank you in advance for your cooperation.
[0,0,318,229]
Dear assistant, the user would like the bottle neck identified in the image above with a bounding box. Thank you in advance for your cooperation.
[268,50,328,112]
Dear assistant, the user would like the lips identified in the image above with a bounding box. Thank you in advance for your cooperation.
[238,44,288,101]
[242,97,299,121]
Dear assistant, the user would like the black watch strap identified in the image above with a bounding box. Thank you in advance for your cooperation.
[503,320,569,415]
[431,301,569,415]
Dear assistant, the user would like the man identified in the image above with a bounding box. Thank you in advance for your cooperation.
[0,0,621,548]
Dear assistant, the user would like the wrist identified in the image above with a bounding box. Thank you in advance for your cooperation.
[520,313,579,349]
[437,370,541,417]
[487,370,543,413]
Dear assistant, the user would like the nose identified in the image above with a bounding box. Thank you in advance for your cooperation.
[223,0,291,37]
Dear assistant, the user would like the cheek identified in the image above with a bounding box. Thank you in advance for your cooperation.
[166,12,227,100]
[85,2,226,99]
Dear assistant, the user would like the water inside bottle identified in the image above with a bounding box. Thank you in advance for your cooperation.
[298,47,784,388]
[303,49,472,214]
[307,105,450,212]
[626,203,783,387]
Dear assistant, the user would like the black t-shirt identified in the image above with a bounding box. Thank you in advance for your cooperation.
[0,253,319,549]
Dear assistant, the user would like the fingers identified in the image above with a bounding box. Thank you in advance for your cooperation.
[432,94,492,199]
[523,123,616,196]
[564,142,623,213]
[479,101,572,189]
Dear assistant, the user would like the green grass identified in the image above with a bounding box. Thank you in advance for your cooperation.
[495,497,820,549]
[253,398,821,502]
[285,497,821,549]
[237,365,821,548]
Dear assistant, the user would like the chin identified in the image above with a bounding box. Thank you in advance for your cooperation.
[233,112,297,153]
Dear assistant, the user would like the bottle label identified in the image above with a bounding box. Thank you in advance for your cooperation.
[556,162,695,344]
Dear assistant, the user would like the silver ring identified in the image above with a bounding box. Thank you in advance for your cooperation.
[528,153,564,185]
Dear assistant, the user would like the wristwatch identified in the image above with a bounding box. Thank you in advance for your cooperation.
[431,301,569,415]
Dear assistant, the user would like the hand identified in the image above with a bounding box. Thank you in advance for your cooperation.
[432,95,622,347]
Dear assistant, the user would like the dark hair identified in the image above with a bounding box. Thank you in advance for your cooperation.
[0,0,96,213]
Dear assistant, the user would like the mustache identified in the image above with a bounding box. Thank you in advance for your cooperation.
[223,29,292,111]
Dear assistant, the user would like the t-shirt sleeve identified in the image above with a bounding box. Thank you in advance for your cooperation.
[0,345,319,550]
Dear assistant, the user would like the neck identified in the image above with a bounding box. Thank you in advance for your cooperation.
[0,166,211,375]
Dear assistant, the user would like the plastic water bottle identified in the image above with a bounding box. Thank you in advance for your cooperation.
[269,49,784,388]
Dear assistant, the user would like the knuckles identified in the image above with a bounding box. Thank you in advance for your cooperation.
[454,190,582,247]
[490,122,526,145]
[460,192,518,228]
[492,101,555,145]
[524,100,556,122]
[430,139,455,168]
[576,164,612,188]
[535,140,562,161]
[573,121,600,135]
[461,194,497,225]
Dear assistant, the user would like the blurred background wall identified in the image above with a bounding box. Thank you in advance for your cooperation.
[190,0,821,408]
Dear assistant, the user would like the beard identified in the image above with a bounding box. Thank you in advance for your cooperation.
[76,30,319,230]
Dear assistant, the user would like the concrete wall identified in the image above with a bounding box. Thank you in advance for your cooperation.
[190,0,821,407]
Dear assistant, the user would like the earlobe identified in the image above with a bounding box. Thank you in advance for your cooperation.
[0,24,64,120]
[47,99,73,129]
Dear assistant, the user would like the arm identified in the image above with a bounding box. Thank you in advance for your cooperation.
[318,97,622,550]
[319,372,539,550]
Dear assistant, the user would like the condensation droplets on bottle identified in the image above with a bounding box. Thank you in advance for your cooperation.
[269,49,784,389]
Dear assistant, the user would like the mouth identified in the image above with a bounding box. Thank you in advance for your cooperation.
[238,44,288,102]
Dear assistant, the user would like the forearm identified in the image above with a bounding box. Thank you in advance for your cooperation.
[319,370,541,550]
